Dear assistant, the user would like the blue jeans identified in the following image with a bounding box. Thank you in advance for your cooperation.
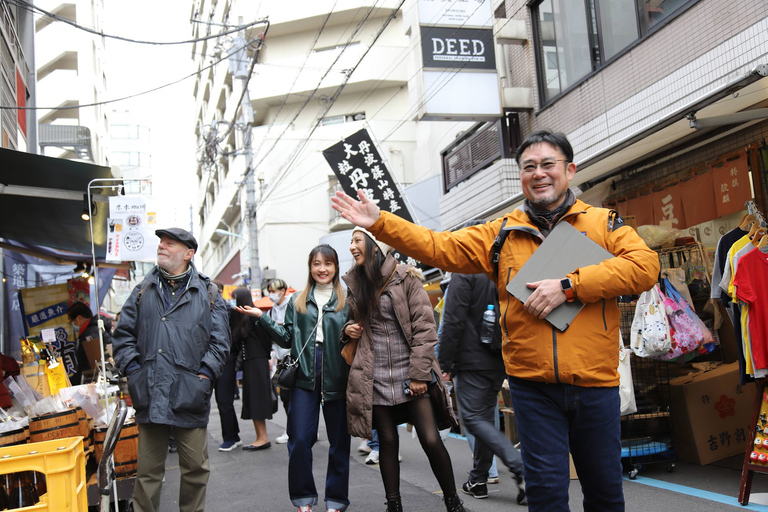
[286,345,351,511]
[508,376,624,512]
[367,429,379,451]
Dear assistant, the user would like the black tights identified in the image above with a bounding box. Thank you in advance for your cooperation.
[373,396,457,501]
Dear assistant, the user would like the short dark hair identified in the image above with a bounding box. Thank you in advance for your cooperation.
[515,130,574,166]
[67,301,93,321]
[267,279,287,292]
[213,280,224,292]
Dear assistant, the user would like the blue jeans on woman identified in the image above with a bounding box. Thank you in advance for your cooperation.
[508,376,624,512]
[287,345,351,511]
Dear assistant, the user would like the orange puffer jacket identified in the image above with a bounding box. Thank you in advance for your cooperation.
[368,199,659,387]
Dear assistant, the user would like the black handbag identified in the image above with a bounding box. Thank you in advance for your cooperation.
[271,323,318,390]
[272,354,300,389]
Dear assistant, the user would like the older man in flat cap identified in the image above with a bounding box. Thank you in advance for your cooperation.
[113,228,230,512]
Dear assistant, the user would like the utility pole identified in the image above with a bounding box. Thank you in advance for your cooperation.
[230,23,261,291]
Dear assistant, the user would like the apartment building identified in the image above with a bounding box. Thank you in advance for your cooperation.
[191,0,484,288]
[33,0,110,164]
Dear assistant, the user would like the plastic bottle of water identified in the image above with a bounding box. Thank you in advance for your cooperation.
[480,305,496,344]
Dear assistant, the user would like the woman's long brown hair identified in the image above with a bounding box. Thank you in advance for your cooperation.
[294,244,346,314]
[349,234,386,323]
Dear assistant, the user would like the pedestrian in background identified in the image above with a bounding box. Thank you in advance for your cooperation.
[213,280,241,452]
[342,227,466,512]
[267,278,291,444]
[67,301,112,385]
[236,245,351,512]
[436,232,526,504]
[231,286,274,451]
[113,228,230,512]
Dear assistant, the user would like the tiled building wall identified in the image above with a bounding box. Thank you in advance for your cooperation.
[500,0,767,145]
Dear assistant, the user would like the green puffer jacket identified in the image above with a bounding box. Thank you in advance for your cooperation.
[257,287,349,402]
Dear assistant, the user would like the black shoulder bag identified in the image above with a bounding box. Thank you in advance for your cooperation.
[271,322,318,389]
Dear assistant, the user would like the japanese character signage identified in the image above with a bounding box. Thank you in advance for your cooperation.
[651,183,687,228]
[19,283,78,378]
[106,196,157,262]
[323,129,414,224]
[324,129,432,268]
[712,153,751,218]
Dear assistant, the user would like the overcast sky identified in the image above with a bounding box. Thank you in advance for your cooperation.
[103,0,199,232]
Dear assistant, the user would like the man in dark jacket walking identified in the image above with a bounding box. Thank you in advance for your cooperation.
[112,228,230,512]
[438,264,526,505]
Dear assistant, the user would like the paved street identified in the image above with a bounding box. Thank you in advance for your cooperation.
[149,396,768,511]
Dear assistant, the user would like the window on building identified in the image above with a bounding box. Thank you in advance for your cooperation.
[319,112,366,126]
[533,0,697,105]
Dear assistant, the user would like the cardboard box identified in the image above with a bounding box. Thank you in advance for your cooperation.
[669,362,755,465]
[501,407,518,445]
[21,363,51,397]
[81,337,111,369]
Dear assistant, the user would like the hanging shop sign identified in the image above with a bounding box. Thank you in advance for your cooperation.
[420,26,495,70]
[414,0,501,121]
[712,152,751,218]
[18,283,77,377]
[418,0,493,28]
[106,196,157,262]
[607,149,753,229]
[651,182,687,228]
[324,128,430,269]
[323,128,414,224]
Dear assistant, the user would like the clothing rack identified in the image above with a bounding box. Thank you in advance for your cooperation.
[746,200,766,227]
[735,200,767,505]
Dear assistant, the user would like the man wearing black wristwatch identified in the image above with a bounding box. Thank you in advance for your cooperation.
[332,130,659,512]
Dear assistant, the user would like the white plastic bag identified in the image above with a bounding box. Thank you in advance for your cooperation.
[630,284,672,357]
[618,331,637,416]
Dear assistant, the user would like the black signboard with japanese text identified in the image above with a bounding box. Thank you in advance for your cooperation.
[420,26,496,70]
[324,129,428,270]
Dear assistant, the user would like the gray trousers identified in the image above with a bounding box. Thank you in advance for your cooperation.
[453,370,524,482]
[133,423,210,512]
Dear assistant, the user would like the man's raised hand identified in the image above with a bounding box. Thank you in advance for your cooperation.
[331,189,380,228]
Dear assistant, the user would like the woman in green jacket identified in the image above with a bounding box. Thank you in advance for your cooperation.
[236,244,350,512]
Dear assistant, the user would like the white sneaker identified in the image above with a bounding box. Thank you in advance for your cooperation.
[358,439,372,454]
[398,451,402,462]
[365,449,379,465]
[275,432,289,444]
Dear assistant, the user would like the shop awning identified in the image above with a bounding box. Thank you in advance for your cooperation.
[0,147,116,255]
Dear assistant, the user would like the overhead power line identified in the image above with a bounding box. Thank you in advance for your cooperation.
[0,30,264,111]
[7,0,268,45]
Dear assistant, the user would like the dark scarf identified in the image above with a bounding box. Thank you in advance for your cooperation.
[524,189,576,237]
[157,264,193,307]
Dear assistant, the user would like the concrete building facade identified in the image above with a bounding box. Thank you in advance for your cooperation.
[34,0,110,164]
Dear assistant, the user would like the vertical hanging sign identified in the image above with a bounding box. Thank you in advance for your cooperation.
[323,128,414,223]
[324,129,428,268]
[106,196,157,262]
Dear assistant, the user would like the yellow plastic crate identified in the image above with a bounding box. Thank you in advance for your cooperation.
[0,436,86,511]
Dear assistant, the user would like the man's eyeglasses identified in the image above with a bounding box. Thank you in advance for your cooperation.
[520,159,569,174]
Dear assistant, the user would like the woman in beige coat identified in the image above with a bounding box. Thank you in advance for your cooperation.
[342,227,464,512]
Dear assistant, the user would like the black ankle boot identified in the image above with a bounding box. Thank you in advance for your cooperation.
[385,498,403,512]
[444,493,466,512]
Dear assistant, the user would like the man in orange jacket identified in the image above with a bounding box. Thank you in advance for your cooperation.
[332,130,659,511]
